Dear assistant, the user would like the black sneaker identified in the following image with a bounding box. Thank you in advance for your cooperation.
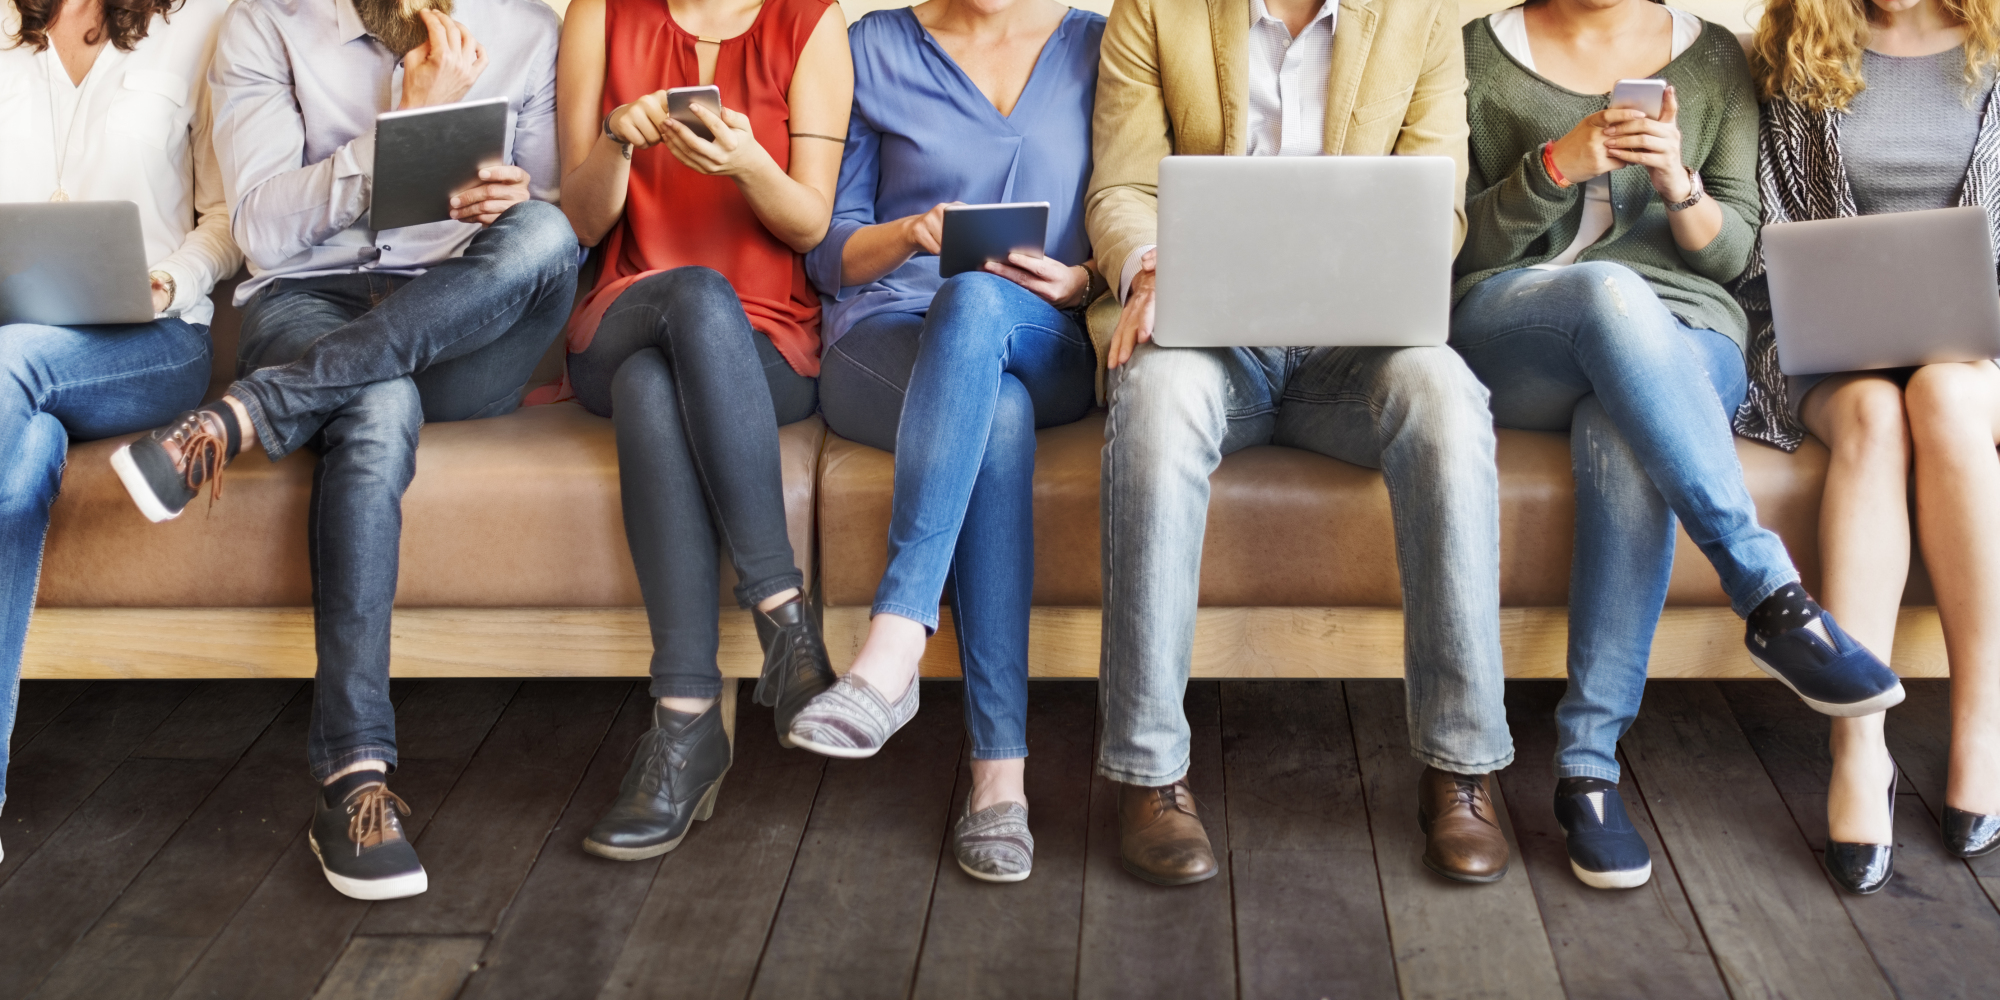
[753,597,836,748]
[1554,777,1652,889]
[308,771,427,900]
[1744,586,1904,717]
[582,701,731,860]
[110,403,241,522]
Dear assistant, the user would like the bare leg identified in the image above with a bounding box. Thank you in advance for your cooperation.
[844,612,927,702]
[970,757,1027,812]
[1800,374,1909,844]
[1907,362,2000,814]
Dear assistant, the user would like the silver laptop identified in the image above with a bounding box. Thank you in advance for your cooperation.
[1765,205,2000,376]
[1153,156,1454,348]
[0,201,154,326]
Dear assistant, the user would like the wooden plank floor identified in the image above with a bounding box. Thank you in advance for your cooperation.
[2,678,1994,1000]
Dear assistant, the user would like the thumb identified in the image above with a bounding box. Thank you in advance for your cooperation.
[1660,85,1679,124]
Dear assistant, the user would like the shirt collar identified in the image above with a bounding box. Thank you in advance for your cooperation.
[1248,0,1335,34]
[334,0,372,45]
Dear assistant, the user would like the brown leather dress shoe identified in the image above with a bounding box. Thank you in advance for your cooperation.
[1118,778,1218,886]
[1417,767,1510,883]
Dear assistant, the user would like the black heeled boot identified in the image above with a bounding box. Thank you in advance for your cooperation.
[582,701,731,861]
[753,596,836,747]
[1944,806,2000,859]
[1826,765,1898,895]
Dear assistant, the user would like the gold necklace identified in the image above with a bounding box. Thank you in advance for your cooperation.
[43,46,96,202]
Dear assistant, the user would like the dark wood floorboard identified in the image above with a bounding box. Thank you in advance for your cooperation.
[747,681,966,1000]
[1345,680,1565,1000]
[909,679,1096,1000]
[1221,680,1398,1000]
[1623,682,1894,999]
[1497,682,1728,1000]
[167,680,518,1000]
[1722,681,2000,999]
[1,677,1995,1000]
[1074,681,1238,1000]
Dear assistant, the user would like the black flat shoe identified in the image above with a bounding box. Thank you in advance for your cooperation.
[753,597,835,748]
[1826,763,1898,895]
[582,701,730,861]
[1944,806,2000,859]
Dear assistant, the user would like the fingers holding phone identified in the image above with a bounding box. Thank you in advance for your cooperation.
[661,100,774,179]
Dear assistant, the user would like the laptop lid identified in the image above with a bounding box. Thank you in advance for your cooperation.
[0,201,154,327]
[1765,205,2000,376]
[1153,156,1454,349]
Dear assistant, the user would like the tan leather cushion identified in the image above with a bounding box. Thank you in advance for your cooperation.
[39,403,824,608]
[817,412,1931,608]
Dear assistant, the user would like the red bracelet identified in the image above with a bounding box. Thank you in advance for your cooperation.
[1542,141,1572,189]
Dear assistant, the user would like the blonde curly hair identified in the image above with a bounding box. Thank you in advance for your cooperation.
[1752,0,2000,110]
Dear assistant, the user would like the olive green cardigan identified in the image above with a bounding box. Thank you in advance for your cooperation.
[1453,15,1762,347]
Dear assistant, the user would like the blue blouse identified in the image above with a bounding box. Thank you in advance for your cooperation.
[804,6,1105,346]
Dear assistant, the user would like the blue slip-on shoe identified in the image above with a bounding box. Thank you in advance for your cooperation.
[1745,604,1904,718]
[1554,777,1652,890]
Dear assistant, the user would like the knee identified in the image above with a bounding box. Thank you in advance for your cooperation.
[1108,346,1228,453]
[1905,363,1995,445]
[637,267,746,336]
[985,376,1037,460]
[926,273,1020,351]
[496,200,580,277]
[1378,347,1495,442]
[324,380,423,476]
[609,347,674,416]
[1557,262,1662,339]
[1826,379,1910,462]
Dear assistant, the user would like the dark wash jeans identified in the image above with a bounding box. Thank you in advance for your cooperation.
[568,267,815,700]
[233,201,577,780]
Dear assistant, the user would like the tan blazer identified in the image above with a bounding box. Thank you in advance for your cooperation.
[1084,0,1471,363]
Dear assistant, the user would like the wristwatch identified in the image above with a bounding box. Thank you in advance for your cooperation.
[1664,169,1705,212]
[148,269,177,311]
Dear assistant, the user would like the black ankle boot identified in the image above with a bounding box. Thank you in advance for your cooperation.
[753,597,836,747]
[582,701,731,861]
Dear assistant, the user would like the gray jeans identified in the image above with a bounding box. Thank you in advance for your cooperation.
[1097,342,1514,785]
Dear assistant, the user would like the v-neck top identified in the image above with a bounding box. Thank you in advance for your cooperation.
[804,5,1104,346]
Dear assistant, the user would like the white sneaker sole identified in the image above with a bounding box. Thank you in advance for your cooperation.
[1571,858,1651,890]
[109,443,181,524]
[786,733,881,760]
[308,832,429,900]
[1749,653,1907,718]
[957,859,1032,883]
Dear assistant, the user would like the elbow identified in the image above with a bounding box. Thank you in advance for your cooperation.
[784,219,831,256]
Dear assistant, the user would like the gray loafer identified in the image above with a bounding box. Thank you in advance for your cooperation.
[786,672,919,759]
[955,801,1033,883]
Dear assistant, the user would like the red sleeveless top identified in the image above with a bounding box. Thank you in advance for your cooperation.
[565,0,829,377]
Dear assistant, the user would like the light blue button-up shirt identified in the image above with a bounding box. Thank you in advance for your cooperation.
[207,0,561,304]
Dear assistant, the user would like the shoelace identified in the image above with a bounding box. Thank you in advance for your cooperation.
[755,614,817,707]
[164,411,231,506]
[1157,782,1200,818]
[346,784,412,853]
[1449,776,1495,827]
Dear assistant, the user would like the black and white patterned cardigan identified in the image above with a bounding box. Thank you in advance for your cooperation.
[1730,88,2000,451]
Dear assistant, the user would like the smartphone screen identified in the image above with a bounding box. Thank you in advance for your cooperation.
[666,85,721,141]
[1609,78,1666,119]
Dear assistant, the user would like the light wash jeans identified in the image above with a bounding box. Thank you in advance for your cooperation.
[821,273,1096,759]
[1099,340,1513,785]
[1452,263,1799,781]
[0,317,213,812]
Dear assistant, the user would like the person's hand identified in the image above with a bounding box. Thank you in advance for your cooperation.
[397,10,487,110]
[660,103,775,179]
[1604,84,1694,203]
[1107,249,1156,369]
[900,202,954,256]
[985,253,1091,308]
[448,165,531,225]
[149,273,173,313]
[1547,107,1649,187]
[605,92,672,151]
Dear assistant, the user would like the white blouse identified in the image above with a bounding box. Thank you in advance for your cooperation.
[0,0,240,325]
[1489,4,1702,268]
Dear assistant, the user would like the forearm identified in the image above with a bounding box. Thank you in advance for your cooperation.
[561,134,633,247]
[230,134,374,271]
[839,219,917,287]
[1456,150,1578,274]
[1666,190,1724,252]
[154,210,241,314]
[736,159,832,253]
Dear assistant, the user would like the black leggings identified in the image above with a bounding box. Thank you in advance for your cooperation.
[569,267,817,698]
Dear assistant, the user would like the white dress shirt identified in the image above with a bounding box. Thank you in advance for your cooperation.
[207,0,561,304]
[1121,0,1337,299]
[1,0,242,326]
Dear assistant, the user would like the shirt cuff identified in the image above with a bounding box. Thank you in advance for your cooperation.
[1118,244,1157,303]
[150,260,197,317]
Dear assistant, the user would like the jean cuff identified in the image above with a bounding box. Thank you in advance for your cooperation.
[225,385,287,460]
[1733,573,1802,619]
[1409,745,1515,776]
[871,602,940,635]
[648,677,725,700]
[1095,757,1190,787]
[1555,763,1623,782]
[738,573,805,612]
[310,744,399,783]
[970,745,1028,761]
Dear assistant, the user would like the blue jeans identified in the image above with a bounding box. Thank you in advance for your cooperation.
[1452,263,1799,781]
[0,318,212,811]
[234,202,577,779]
[820,273,1095,759]
[1100,340,1512,784]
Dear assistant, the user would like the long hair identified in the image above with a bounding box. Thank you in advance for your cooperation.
[9,0,184,54]
[1753,0,2000,110]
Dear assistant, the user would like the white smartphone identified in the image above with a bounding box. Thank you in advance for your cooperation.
[666,85,722,141]
[1609,78,1667,119]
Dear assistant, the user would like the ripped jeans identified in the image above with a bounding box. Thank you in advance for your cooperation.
[1452,263,1797,781]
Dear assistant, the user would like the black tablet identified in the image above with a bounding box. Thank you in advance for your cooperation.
[372,96,511,231]
[938,202,1050,278]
